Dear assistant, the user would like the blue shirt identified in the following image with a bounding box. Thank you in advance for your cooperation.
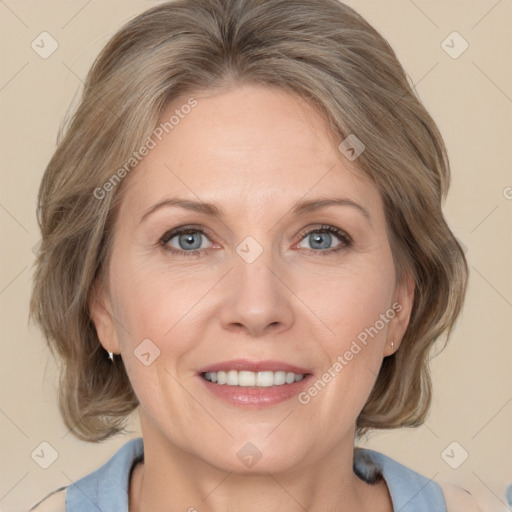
[64,437,447,511]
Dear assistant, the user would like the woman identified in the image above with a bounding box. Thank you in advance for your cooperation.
[29,0,480,510]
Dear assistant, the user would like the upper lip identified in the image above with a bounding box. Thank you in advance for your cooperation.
[198,359,312,375]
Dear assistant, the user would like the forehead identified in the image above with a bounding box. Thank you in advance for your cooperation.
[118,84,382,223]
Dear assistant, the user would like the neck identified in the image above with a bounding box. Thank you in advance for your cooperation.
[129,423,392,512]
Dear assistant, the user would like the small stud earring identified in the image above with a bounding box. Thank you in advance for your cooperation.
[391,340,395,350]
[107,351,114,361]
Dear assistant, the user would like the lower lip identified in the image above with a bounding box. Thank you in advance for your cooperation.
[198,375,313,407]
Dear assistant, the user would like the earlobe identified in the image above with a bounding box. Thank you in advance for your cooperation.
[385,272,415,356]
[88,279,120,354]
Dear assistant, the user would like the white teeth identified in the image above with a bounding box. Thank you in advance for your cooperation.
[256,371,274,387]
[274,371,286,385]
[226,370,238,385]
[238,371,256,386]
[203,370,306,386]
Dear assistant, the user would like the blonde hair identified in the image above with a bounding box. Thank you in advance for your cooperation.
[30,0,468,442]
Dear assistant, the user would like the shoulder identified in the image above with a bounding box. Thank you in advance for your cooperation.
[439,482,483,512]
[64,438,144,510]
[28,487,67,512]
[355,448,484,512]
[355,448,446,511]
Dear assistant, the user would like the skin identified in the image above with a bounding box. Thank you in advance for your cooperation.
[90,83,414,512]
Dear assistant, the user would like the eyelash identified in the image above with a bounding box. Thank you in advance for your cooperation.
[158,224,352,258]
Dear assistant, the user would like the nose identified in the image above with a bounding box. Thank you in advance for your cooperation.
[218,245,295,338]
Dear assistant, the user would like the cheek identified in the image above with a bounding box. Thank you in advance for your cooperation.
[297,258,395,346]
[110,253,212,344]
[301,256,395,412]
[108,263,201,416]
[295,258,395,410]
[107,258,221,411]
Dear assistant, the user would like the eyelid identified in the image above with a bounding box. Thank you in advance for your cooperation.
[158,223,352,256]
[296,224,352,243]
[159,225,215,248]
[294,224,352,254]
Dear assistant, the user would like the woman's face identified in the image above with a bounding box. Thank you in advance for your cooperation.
[91,83,413,473]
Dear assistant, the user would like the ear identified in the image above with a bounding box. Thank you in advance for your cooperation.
[383,271,415,357]
[88,278,121,355]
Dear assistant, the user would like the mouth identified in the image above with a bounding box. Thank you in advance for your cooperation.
[201,370,307,387]
[197,359,312,407]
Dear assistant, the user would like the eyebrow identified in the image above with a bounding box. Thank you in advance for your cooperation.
[140,196,371,223]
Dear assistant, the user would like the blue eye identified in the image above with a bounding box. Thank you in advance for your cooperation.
[159,224,352,258]
[297,225,352,254]
[160,227,211,257]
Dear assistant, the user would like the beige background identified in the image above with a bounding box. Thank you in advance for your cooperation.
[1,1,511,511]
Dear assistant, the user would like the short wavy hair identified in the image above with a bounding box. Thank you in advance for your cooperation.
[30,0,468,442]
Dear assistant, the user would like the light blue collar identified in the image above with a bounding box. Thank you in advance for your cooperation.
[66,437,446,511]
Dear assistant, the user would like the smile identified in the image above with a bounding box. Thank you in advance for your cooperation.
[197,359,313,407]
[202,370,306,387]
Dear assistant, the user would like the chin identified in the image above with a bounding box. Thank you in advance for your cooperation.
[203,437,310,475]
